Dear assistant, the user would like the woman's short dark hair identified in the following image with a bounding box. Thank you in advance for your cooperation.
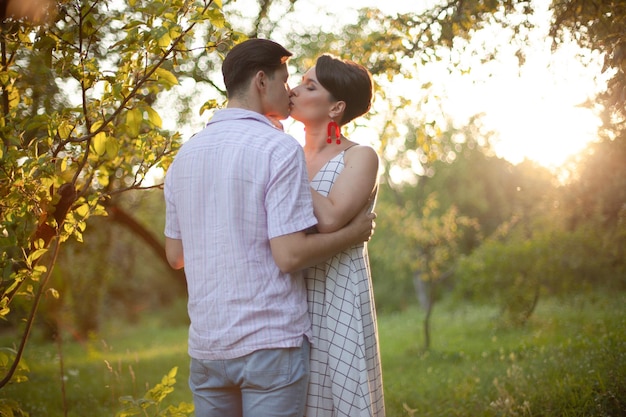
[222,38,293,97]
[315,54,374,125]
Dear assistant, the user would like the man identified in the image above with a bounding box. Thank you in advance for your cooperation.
[163,38,375,417]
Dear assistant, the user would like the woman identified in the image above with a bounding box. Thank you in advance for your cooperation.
[289,54,385,417]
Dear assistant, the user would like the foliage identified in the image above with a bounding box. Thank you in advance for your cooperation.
[549,0,626,122]
[370,142,558,311]
[563,131,626,281]
[455,220,551,326]
[371,185,479,349]
[1,0,624,412]
[380,290,626,416]
[454,185,626,325]
[0,348,29,416]
[117,367,194,417]
[2,290,624,416]
[0,0,237,388]
[285,1,535,75]
[0,311,192,416]
[41,189,187,340]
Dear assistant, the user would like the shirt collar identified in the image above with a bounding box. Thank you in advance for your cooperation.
[207,108,275,128]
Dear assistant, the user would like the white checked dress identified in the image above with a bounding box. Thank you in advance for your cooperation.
[305,149,385,417]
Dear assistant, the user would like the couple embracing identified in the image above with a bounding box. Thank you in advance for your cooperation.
[164,38,384,417]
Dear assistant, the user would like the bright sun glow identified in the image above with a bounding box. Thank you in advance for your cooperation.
[171,0,605,177]
[443,41,604,171]
[235,0,605,172]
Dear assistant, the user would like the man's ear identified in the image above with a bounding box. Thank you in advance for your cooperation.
[254,70,267,91]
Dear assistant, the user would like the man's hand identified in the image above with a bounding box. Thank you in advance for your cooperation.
[346,204,377,244]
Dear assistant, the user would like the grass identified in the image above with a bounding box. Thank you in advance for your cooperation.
[1,289,625,416]
[0,318,193,417]
[380,292,626,416]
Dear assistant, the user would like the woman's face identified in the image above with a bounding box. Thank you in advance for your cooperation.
[289,66,335,124]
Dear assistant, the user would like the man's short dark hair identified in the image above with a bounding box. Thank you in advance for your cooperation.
[222,38,293,98]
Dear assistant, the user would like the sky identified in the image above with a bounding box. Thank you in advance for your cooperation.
[179,0,605,174]
[226,0,605,170]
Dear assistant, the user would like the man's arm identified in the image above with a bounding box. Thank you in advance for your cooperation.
[165,237,184,270]
[270,205,375,274]
[165,208,375,273]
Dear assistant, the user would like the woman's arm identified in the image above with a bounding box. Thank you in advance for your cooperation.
[312,145,379,233]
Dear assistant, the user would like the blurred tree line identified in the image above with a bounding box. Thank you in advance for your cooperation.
[1,0,625,389]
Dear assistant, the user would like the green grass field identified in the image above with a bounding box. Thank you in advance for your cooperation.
[1,289,625,416]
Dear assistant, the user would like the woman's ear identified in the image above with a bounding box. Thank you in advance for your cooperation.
[329,100,346,121]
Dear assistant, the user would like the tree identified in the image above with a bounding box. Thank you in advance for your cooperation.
[376,192,477,350]
[0,0,235,388]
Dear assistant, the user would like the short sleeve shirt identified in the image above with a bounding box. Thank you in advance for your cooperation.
[164,108,317,360]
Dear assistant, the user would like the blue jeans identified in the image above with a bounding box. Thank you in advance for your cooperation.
[189,338,310,417]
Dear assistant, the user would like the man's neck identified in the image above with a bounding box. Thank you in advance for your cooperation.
[227,95,261,114]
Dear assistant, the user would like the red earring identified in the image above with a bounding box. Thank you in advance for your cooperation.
[327,120,340,144]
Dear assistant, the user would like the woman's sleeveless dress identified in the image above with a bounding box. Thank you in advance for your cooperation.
[305,149,385,417]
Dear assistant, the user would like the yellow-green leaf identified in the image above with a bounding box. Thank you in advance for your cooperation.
[106,137,119,159]
[34,265,47,274]
[158,32,171,48]
[90,120,104,133]
[7,86,19,110]
[145,106,162,128]
[93,132,107,156]
[27,248,47,264]
[58,121,72,139]
[154,67,178,89]
[126,108,143,137]
[96,172,109,188]
[75,203,90,218]
[206,8,226,29]
[169,25,182,40]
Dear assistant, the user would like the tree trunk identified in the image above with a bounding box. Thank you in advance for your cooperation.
[413,270,433,351]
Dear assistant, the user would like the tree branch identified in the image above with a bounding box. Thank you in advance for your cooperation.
[106,204,186,289]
